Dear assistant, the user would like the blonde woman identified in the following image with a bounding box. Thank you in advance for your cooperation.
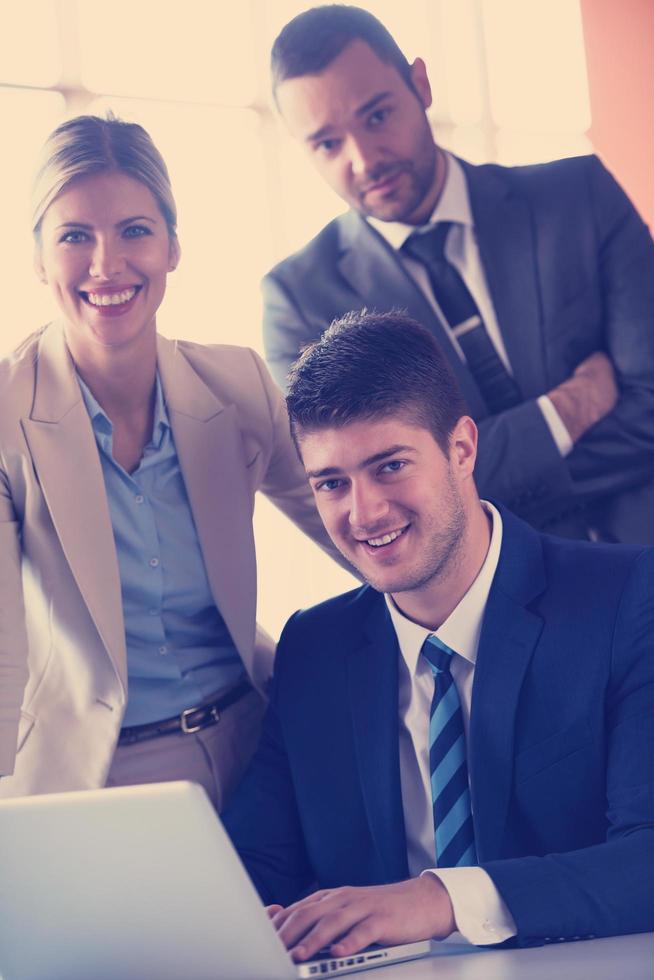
[0,115,337,807]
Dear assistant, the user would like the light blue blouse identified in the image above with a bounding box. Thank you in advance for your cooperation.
[78,374,244,726]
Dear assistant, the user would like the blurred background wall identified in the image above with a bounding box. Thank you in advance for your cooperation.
[1,0,650,636]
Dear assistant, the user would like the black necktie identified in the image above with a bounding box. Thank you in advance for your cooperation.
[402,223,521,413]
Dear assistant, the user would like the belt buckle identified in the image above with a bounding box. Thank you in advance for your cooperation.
[180,703,221,734]
[180,706,203,734]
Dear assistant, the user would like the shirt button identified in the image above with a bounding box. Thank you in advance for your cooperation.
[149,557,159,568]
[135,494,144,504]
[158,645,168,655]
[149,608,158,616]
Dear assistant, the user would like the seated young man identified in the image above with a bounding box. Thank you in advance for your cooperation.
[223,311,654,962]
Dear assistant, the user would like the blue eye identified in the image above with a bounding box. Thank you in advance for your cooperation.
[316,478,344,492]
[59,230,88,244]
[316,138,341,155]
[380,460,405,474]
[369,108,390,127]
[123,224,152,238]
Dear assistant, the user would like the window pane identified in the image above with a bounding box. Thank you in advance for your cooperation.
[0,3,61,86]
[439,125,494,165]
[437,0,484,127]
[483,0,591,133]
[0,89,65,358]
[495,129,592,167]
[91,98,272,352]
[80,2,257,105]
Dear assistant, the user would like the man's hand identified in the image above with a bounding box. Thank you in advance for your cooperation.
[266,876,455,962]
[548,351,619,444]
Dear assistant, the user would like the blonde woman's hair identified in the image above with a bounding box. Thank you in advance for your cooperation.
[31,113,177,239]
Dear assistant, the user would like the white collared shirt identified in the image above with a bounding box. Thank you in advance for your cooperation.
[368,154,571,456]
[385,501,517,945]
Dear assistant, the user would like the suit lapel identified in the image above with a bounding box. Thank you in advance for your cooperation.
[157,336,257,671]
[463,161,546,398]
[337,212,487,416]
[347,593,408,883]
[470,508,546,860]
[21,323,127,690]
[344,512,547,870]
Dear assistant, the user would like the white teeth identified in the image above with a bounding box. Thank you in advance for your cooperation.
[87,287,137,307]
[367,528,405,547]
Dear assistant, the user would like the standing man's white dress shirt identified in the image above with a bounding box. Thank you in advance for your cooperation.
[369,153,572,456]
[386,501,516,945]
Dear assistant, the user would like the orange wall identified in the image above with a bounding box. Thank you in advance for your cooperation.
[580,0,654,229]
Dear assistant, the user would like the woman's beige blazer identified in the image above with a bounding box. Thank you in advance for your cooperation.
[0,322,335,796]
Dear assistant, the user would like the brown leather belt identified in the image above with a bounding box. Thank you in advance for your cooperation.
[118,679,252,747]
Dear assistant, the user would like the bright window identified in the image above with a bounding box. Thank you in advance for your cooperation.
[0,88,65,339]
[0,4,61,86]
[79,2,258,105]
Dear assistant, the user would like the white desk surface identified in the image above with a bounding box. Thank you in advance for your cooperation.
[2,933,651,980]
[372,932,654,980]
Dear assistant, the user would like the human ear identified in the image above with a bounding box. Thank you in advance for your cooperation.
[450,416,478,479]
[409,57,433,110]
[168,236,181,272]
[33,244,47,284]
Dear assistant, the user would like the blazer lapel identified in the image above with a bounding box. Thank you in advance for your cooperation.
[20,323,127,690]
[469,508,546,860]
[463,161,546,398]
[347,593,409,884]
[157,336,257,673]
[337,212,487,416]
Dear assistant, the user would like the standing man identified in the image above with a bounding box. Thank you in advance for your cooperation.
[263,4,654,543]
[225,311,654,957]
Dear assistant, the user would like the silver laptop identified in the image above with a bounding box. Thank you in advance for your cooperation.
[0,781,439,980]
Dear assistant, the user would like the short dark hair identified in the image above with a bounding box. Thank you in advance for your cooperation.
[271,5,413,96]
[286,310,467,454]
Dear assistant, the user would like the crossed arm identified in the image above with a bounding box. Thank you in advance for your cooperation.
[263,158,654,529]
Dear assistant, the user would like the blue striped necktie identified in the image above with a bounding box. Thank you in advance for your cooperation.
[421,634,477,867]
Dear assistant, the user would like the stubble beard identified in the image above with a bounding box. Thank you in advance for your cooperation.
[358,130,439,224]
[349,485,468,597]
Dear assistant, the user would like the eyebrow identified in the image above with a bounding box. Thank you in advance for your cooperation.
[306,444,415,479]
[306,123,336,144]
[355,91,393,118]
[55,215,157,230]
[118,215,157,227]
[305,91,393,143]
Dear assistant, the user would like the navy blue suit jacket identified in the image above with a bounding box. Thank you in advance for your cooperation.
[262,156,654,543]
[224,507,654,946]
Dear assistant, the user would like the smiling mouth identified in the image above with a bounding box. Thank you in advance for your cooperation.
[360,525,410,548]
[79,286,141,308]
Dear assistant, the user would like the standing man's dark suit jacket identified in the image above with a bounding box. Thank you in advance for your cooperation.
[262,156,654,543]
[224,506,654,947]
